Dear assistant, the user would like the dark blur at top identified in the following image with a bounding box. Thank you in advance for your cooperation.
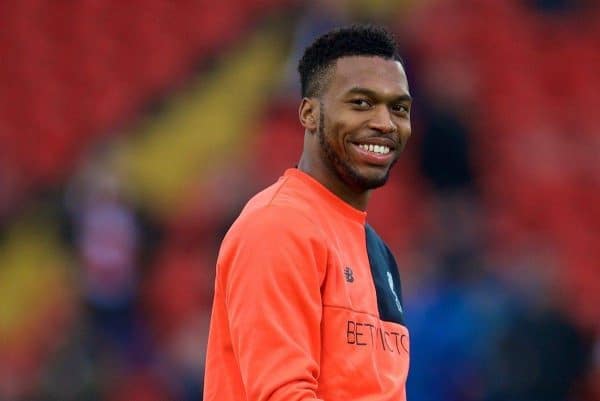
[0,1,598,400]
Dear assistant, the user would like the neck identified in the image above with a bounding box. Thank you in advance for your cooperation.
[297,151,371,212]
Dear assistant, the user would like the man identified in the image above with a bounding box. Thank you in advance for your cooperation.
[204,24,412,400]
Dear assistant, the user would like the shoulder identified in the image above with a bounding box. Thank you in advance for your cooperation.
[240,173,317,221]
[217,204,329,287]
[225,203,322,248]
[225,174,323,244]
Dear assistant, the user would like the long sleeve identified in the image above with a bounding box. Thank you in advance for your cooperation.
[205,169,409,401]
[220,206,327,401]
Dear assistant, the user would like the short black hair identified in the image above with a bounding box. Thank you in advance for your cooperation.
[298,24,402,98]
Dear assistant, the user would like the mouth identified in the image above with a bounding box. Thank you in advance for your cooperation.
[350,139,397,166]
[355,143,392,155]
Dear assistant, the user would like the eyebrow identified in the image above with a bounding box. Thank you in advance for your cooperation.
[346,86,412,102]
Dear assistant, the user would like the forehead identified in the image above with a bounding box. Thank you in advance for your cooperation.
[327,56,409,98]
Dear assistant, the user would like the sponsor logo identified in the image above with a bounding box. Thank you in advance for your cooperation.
[346,320,409,354]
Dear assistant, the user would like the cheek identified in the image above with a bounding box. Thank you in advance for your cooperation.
[397,120,412,141]
[336,110,365,129]
[323,116,343,142]
[328,123,352,156]
[323,110,363,152]
[401,128,412,141]
[328,115,359,142]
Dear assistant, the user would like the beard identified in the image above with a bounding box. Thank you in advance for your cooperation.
[317,104,395,191]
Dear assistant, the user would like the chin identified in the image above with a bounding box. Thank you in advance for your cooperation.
[349,168,391,190]
[362,176,389,190]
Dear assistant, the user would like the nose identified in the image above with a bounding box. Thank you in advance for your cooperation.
[368,105,397,134]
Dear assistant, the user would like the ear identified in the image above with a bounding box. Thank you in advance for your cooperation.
[299,97,319,133]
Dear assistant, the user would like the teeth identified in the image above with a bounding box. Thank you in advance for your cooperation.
[358,144,390,155]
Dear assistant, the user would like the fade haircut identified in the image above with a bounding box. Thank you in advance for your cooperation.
[298,24,402,98]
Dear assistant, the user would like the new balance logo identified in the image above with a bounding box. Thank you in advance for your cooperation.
[344,267,354,283]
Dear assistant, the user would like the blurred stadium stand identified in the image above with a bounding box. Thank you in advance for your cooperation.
[0,0,598,400]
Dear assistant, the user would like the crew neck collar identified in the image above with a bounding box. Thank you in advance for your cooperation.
[284,168,367,224]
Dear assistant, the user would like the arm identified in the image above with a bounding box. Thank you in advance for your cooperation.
[222,206,327,401]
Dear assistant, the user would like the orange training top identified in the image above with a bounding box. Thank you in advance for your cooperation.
[204,168,410,401]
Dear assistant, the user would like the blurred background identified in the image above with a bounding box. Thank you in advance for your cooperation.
[0,0,599,400]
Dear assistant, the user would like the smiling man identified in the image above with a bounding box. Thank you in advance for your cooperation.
[204,25,412,401]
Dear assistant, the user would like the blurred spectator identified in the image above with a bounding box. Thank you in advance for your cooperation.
[483,244,593,401]
[64,157,149,364]
[406,195,514,401]
[415,58,478,196]
[418,102,474,194]
[484,302,592,401]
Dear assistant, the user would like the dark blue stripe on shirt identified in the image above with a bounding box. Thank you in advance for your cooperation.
[365,224,405,325]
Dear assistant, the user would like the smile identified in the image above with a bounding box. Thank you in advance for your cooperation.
[350,142,396,166]
[357,143,391,155]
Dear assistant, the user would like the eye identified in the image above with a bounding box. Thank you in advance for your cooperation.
[350,99,372,109]
[391,103,410,115]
